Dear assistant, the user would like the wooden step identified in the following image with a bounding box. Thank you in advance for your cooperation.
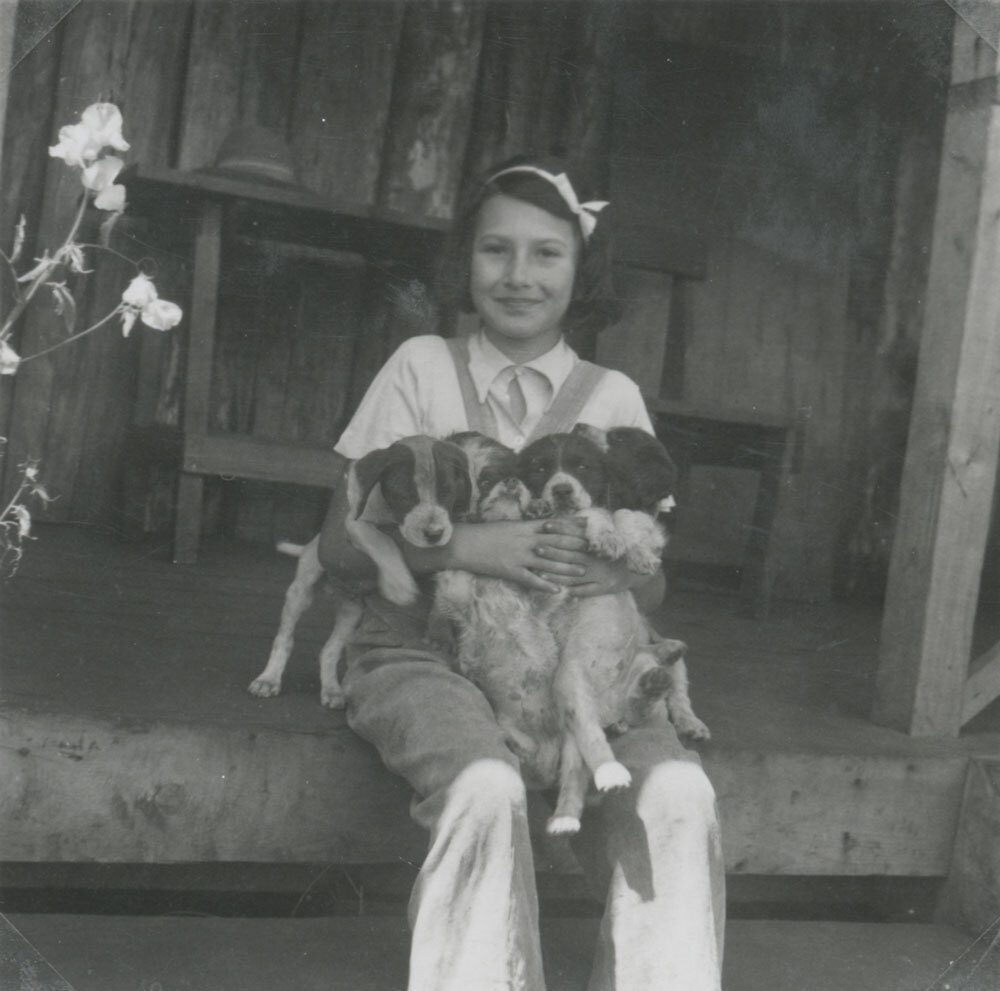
[4,526,1000,877]
[2,913,995,991]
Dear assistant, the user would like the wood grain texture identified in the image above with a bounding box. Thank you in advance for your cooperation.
[875,21,1000,736]
[376,0,485,220]
[289,1,403,204]
[176,1,252,171]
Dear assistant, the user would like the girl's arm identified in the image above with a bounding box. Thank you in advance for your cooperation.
[532,517,666,609]
[317,462,589,594]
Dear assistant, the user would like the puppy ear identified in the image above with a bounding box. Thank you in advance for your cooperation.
[572,422,609,452]
[436,441,474,517]
[350,446,400,518]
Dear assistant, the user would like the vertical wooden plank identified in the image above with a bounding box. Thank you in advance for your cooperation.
[595,270,672,399]
[238,1,302,132]
[174,201,223,564]
[464,2,571,174]
[465,2,615,182]
[176,1,251,170]
[69,1,193,522]
[873,18,1000,736]
[376,0,485,221]
[289,1,403,205]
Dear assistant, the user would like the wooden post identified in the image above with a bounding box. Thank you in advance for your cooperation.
[872,17,1000,736]
[173,201,222,565]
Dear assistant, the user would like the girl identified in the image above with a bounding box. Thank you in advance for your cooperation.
[318,157,725,991]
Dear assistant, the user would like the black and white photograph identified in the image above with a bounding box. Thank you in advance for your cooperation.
[1,1,999,988]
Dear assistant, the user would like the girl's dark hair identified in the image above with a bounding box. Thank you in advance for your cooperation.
[436,154,621,340]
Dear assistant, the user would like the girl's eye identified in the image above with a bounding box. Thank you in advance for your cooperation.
[537,247,564,260]
[479,242,507,255]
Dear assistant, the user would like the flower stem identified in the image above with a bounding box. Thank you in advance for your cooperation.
[17,305,124,363]
[0,192,91,341]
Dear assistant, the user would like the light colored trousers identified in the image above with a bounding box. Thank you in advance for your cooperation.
[343,637,726,991]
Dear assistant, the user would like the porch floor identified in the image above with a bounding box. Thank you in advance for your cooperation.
[3,912,998,991]
[2,523,999,877]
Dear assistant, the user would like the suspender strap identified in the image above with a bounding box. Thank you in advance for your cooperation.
[444,334,606,442]
[444,336,497,435]
[525,359,605,443]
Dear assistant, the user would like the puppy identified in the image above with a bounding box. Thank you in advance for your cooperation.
[518,426,708,834]
[249,436,471,709]
[432,434,567,789]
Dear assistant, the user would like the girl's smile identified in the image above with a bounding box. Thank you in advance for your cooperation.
[470,194,579,360]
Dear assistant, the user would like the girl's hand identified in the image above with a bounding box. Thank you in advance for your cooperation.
[533,517,656,599]
[446,520,589,595]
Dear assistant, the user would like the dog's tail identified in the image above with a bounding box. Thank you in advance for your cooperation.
[276,541,307,558]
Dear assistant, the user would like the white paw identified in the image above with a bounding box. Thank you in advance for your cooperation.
[546,815,581,836]
[624,544,662,575]
[594,761,632,792]
[321,687,346,710]
[379,570,419,606]
[672,710,711,741]
[584,516,627,560]
[248,676,281,698]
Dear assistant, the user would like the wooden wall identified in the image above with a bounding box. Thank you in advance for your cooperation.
[0,0,954,601]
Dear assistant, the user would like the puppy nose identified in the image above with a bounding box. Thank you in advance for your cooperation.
[424,525,445,544]
[552,483,574,501]
[503,477,520,494]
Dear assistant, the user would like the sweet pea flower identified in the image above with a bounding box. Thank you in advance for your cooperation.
[140,298,183,331]
[49,122,102,168]
[122,273,158,309]
[0,338,21,375]
[81,155,126,212]
[80,103,130,154]
[49,103,130,168]
[120,274,183,337]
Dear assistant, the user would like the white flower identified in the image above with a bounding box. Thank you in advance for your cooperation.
[119,274,182,337]
[120,307,138,338]
[94,184,126,212]
[122,273,158,309]
[49,122,101,167]
[82,156,127,213]
[0,338,20,375]
[81,103,130,154]
[49,103,129,168]
[140,298,183,331]
[82,155,123,192]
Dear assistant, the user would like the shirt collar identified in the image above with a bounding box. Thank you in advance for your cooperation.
[466,329,577,404]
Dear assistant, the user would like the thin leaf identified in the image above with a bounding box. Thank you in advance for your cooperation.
[10,215,26,264]
[48,281,77,333]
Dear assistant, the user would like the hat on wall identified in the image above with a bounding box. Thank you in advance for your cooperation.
[204,124,302,187]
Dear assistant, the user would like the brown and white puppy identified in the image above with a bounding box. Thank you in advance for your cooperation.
[249,436,471,709]
[433,440,567,789]
[516,427,708,835]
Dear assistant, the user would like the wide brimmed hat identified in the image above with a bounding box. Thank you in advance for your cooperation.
[203,124,302,187]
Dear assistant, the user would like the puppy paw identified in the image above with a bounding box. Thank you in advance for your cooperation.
[378,570,419,607]
[624,543,663,575]
[636,665,674,701]
[581,510,627,560]
[321,686,346,710]
[248,676,281,698]
[546,815,582,836]
[525,499,553,520]
[671,708,711,741]
[594,761,632,792]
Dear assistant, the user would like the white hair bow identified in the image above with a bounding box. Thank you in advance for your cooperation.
[488,165,609,240]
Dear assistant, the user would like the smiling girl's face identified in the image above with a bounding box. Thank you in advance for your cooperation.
[469,193,580,360]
